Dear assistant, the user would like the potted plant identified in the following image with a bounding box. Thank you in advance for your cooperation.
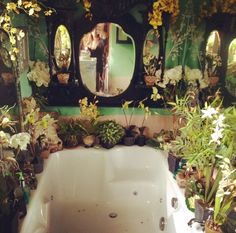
[205,158,236,233]
[96,120,125,149]
[57,118,85,148]
[135,98,152,146]
[79,97,100,147]
[169,92,236,223]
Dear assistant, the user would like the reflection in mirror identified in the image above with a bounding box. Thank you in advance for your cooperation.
[79,23,135,97]
[0,30,16,106]
[143,29,159,64]
[205,30,221,86]
[54,25,72,70]
[226,38,236,97]
[206,30,221,55]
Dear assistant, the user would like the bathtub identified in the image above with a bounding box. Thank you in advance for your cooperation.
[20,146,201,233]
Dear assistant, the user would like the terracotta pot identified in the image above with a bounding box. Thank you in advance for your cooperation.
[205,220,222,233]
[83,135,95,147]
[57,73,70,84]
[40,149,50,159]
[144,75,158,86]
[209,76,219,86]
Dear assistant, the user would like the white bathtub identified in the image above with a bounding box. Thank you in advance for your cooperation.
[20,146,200,233]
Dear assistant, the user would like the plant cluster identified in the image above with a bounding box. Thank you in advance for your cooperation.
[148,0,180,29]
[96,120,125,147]
[168,92,236,231]
[27,60,50,87]
[0,0,55,62]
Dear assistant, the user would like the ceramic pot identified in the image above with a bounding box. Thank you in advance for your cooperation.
[57,73,70,84]
[101,142,114,149]
[136,135,146,146]
[123,136,135,146]
[82,135,95,148]
[168,153,182,174]
[194,199,211,223]
[32,156,44,174]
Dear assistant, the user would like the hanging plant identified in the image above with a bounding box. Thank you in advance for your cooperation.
[148,0,180,29]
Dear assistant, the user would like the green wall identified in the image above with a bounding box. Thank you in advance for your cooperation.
[19,0,207,116]
[108,24,135,83]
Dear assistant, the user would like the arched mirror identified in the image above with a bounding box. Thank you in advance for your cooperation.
[54,25,72,71]
[143,29,160,74]
[226,38,236,97]
[205,30,221,83]
[0,30,16,106]
[79,23,135,97]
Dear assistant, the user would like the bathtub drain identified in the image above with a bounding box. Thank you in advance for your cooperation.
[109,212,118,218]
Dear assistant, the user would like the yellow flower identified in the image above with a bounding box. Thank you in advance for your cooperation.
[122,100,133,110]
[151,87,162,101]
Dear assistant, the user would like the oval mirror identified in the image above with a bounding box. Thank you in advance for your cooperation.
[226,38,236,97]
[79,23,135,97]
[54,25,72,70]
[205,30,221,83]
[143,29,160,72]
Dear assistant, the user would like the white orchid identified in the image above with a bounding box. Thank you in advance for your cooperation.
[10,132,31,151]
[27,60,50,87]
[201,106,218,119]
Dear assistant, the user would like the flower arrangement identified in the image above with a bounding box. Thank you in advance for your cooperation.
[78,96,100,136]
[27,60,50,87]
[148,0,180,29]
[167,91,236,230]
[0,1,55,61]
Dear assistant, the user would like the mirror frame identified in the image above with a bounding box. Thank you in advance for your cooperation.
[204,13,236,106]
[46,3,163,107]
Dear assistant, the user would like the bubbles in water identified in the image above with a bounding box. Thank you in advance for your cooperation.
[109,212,118,218]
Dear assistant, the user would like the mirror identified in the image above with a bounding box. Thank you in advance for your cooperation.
[226,38,236,97]
[0,30,16,106]
[54,25,72,70]
[205,30,221,84]
[143,29,160,68]
[79,23,135,97]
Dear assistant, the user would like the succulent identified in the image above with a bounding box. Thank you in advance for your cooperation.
[96,120,125,148]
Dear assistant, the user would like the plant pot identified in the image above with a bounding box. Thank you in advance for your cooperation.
[64,135,78,148]
[57,73,70,84]
[136,135,146,146]
[209,76,219,87]
[82,135,96,148]
[144,75,158,86]
[194,199,212,223]
[40,149,50,159]
[32,156,44,174]
[205,220,222,233]
[0,209,19,233]
[123,136,135,146]
[168,153,182,174]
[101,142,115,149]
